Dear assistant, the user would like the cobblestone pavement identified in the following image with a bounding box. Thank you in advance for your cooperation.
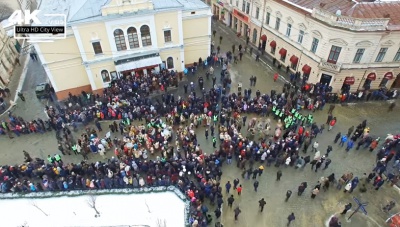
[0,20,399,227]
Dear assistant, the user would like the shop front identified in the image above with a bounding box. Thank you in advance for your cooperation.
[380,72,394,88]
[212,1,224,20]
[342,76,355,94]
[114,53,162,78]
[232,9,250,38]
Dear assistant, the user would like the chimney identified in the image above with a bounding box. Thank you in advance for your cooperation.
[384,13,390,18]
[320,3,326,7]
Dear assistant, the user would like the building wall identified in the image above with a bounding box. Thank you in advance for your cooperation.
[88,60,117,89]
[246,0,400,92]
[75,22,112,62]
[36,2,211,97]
[47,58,89,92]
[182,15,211,66]
[0,23,18,87]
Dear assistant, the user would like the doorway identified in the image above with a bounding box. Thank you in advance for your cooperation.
[229,13,232,27]
[320,74,332,86]
[244,24,248,38]
[233,17,238,31]
[252,28,257,44]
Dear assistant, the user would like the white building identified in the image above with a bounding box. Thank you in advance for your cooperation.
[213,0,400,93]
[0,23,19,88]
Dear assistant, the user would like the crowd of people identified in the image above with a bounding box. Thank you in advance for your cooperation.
[0,31,399,227]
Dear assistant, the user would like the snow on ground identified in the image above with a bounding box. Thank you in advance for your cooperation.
[0,191,185,227]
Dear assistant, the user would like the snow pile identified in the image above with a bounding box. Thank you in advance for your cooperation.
[0,188,188,227]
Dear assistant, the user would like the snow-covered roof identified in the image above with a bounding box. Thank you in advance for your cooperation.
[37,0,209,25]
[176,0,209,11]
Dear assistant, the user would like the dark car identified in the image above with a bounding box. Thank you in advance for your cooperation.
[35,83,51,99]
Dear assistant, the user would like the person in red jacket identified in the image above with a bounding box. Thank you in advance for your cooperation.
[329,117,337,131]
[237,185,242,195]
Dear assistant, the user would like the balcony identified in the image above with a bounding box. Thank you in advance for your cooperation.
[312,8,389,31]
[319,60,342,72]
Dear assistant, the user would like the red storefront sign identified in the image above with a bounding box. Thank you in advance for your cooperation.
[233,9,249,23]
[344,77,355,85]
[384,72,394,80]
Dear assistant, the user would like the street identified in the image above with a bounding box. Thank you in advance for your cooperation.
[0,19,399,227]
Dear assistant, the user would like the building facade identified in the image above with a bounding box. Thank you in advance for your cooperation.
[0,23,19,88]
[213,0,400,93]
[34,0,211,100]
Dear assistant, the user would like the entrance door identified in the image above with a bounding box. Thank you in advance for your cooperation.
[320,74,332,86]
[244,24,248,38]
[229,13,232,27]
[233,17,238,30]
[262,40,266,50]
[252,28,257,44]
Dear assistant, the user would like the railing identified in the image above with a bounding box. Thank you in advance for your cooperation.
[312,8,389,31]
[319,60,342,72]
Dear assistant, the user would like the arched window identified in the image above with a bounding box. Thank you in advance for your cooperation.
[101,70,111,83]
[127,27,139,49]
[167,57,174,69]
[114,29,127,51]
[140,25,152,47]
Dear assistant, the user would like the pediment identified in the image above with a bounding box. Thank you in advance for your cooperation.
[266,6,272,13]
[311,30,322,39]
[298,23,307,30]
[355,41,373,47]
[381,40,395,46]
[276,11,282,18]
[329,38,348,46]
[287,17,294,24]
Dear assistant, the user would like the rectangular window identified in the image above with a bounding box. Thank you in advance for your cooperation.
[353,48,365,63]
[164,30,171,42]
[327,45,342,64]
[310,38,319,53]
[255,7,260,19]
[92,42,102,54]
[286,24,291,37]
[246,2,250,14]
[375,47,388,62]
[266,12,270,25]
[242,1,245,12]
[230,0,232,4]
[235,0,238,7]
[394,48,400,62]
[271,47,276,54]
[298,30,304,44]
[275,18,280,30]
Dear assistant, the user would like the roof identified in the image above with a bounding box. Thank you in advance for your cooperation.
[281,0,400,30]
[37,0,209,25]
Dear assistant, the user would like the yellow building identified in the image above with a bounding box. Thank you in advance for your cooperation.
[33,0,211,100]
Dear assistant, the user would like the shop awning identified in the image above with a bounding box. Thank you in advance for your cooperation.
[279,48,287,56]
[344,77,355,85]
[384,72,394,80]
[115,56,162,72]
[260,34,267,41]
[290,55,298,65]
[367,72,376,81]
[302,64,311,74]
[270,40,276,48]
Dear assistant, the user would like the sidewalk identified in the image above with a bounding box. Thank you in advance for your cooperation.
[212,20,292,82]
[0,40,30,117]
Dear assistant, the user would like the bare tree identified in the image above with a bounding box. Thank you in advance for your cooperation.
[156,218,167,227]
[30,200,48,216]
[87,194,101,217]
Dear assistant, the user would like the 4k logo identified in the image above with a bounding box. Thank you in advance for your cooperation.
[9,10,42,25]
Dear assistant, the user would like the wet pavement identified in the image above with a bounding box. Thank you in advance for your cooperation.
[0,20,399,227]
